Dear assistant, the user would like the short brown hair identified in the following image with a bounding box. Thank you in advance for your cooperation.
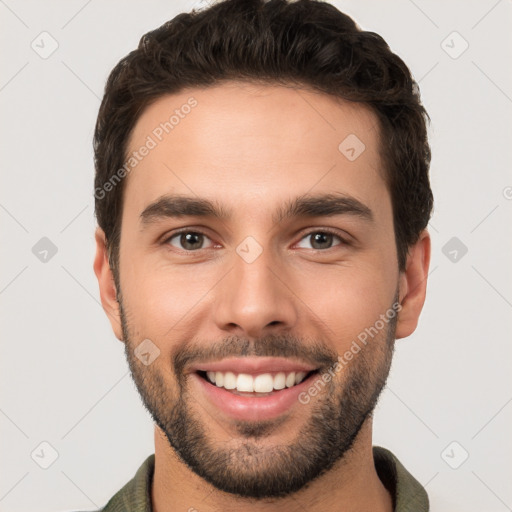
[93,0,433,277]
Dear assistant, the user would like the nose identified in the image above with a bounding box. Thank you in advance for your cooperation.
[212,247,299,339]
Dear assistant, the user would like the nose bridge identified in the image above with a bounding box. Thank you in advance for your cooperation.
[213,241,297,337]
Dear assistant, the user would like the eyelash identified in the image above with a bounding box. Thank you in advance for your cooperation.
[161,228,350,252]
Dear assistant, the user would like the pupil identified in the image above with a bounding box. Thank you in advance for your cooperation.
[312,232,332,249]
[182,232,202,250]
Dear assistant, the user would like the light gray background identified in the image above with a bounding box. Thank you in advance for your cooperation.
[1,0,511,511]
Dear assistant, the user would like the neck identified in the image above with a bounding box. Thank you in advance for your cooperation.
[151,419,393,512]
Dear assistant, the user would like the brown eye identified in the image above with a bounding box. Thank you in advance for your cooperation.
[167,231,213,251]
[296,231,343,250]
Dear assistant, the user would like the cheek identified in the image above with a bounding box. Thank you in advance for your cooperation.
[297,260,398,346]
[120,256,217,335]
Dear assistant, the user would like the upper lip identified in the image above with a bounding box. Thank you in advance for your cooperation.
[190,356,318,375]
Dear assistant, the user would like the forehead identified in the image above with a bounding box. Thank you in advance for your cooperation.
[123,82,387,217]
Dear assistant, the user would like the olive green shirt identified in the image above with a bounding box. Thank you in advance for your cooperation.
[95,446,428,511]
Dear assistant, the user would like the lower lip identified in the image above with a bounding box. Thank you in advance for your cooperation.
[190,372,317,422]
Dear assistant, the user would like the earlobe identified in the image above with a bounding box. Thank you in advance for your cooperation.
[93,227,124,341]
[395,230,431,339]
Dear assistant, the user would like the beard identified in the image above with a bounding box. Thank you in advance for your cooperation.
[119,292,397,500]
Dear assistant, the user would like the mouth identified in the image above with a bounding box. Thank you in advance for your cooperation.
[190,359,322,421]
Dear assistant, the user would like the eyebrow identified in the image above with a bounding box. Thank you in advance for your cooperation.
[139,193,373,228]
[274,193,373,224]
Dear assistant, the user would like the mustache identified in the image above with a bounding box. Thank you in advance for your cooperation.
[173,334,339,376]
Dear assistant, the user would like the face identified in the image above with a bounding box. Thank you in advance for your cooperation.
[97,82,416,499]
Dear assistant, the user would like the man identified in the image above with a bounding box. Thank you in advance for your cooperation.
[92,0,433,510]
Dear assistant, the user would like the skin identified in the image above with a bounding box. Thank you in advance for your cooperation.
[94,82,430,512]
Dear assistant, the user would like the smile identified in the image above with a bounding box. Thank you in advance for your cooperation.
[190,357,321,421]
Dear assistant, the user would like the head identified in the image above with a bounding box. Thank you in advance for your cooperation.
[93,0,432,500]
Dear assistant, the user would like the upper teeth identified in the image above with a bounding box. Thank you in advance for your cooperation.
[206,371,308,392]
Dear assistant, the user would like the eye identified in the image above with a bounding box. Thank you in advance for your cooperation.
[296,231,345,250]
[165,231,215,251]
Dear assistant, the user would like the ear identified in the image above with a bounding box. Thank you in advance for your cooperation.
[395,230,431,339]
[93,227,124,341]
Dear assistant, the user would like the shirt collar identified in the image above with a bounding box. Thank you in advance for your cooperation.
[101,447,429,512]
